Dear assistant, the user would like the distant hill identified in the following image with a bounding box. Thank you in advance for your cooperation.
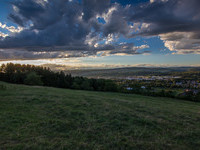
[0,81,200,149]
[42,64,200,78]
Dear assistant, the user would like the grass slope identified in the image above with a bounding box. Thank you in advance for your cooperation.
[0,81,200,149]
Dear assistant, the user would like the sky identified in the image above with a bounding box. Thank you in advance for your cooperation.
[0,0,200,68]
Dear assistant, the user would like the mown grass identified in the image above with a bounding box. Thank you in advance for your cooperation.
[0,81,200,150]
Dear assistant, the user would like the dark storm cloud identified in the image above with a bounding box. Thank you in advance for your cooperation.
[82,0,110,21]
[0,49,93,60]
[1,0,146,59]
[126,0,200,54]
[1,0,138,52]
[0,0,200,59]
[96,43,150,56]
[2,0,89,49]
[129,0,200,36]
[102,4,131,37]
[8,14,25,27]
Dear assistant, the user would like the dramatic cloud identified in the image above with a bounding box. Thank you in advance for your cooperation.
[0,49,99,60]
[0,0,149,59]
[0,0,200,60]
[160,32,200,54]
[128,0,200,54]
[99,43,150,56]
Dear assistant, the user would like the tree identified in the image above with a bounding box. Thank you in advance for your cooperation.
[24,72,43,86]
[104,80,118,92]
[195,93,200,102]
[71,82,81,90]
[81,79,93,90]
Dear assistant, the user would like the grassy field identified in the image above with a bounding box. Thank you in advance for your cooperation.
[0,81,200,149]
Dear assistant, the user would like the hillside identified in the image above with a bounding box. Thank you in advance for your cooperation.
[44,65,200,78]
[0,82,200,149]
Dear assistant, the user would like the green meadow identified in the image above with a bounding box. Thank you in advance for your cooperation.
[0,81,200,149]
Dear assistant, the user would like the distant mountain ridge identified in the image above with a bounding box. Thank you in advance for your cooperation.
[42,64,200,78]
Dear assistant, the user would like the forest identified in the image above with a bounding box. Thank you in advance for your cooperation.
[0,63,118,92]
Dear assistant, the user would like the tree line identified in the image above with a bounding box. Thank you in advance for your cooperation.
[0,63,118,92]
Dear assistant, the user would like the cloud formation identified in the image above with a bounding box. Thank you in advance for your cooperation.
[0,22,23,33]
[128,0,200,54]
[0,0,200,60]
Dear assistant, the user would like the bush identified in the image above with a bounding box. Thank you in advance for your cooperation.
[24,72,43,86]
